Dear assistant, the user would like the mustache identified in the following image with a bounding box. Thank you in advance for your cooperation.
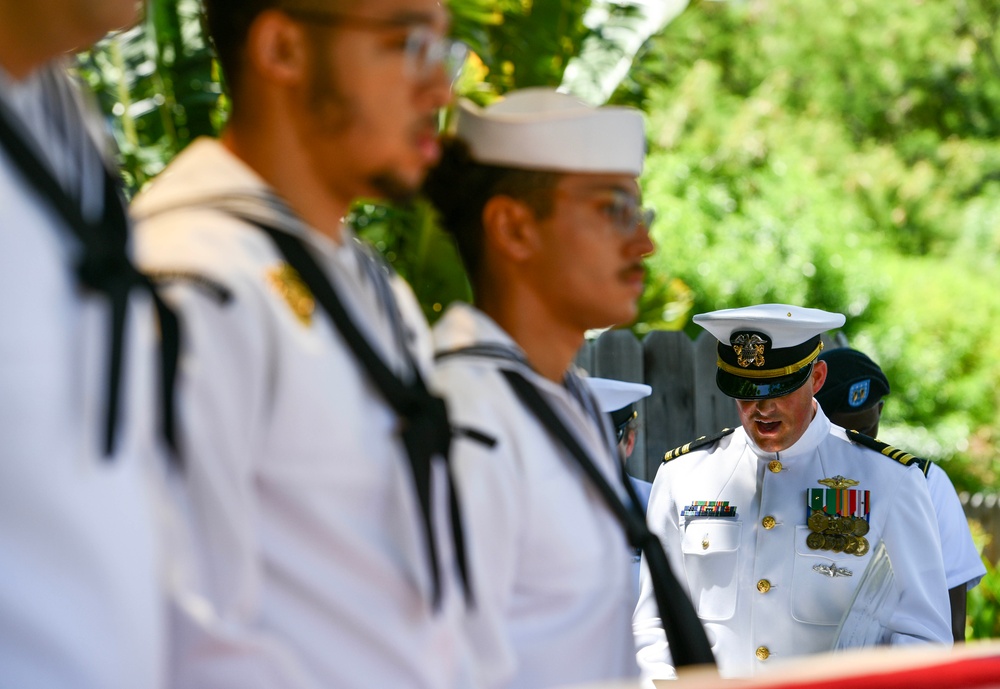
[619,262,646,279]
[413,113,440,137]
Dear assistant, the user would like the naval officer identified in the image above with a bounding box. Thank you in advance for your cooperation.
[634,304,951,680]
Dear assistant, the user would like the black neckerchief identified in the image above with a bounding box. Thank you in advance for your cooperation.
[233,216,471,611]
[500,369,716,670]
[436,344,716,669]
[0,88,178,460]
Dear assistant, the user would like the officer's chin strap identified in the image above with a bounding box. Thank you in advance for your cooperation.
[0,95,179,461]
[501,369,717,671]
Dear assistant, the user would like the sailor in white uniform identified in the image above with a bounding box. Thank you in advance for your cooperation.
[816,346,986,642]
[0,2,173,687]
[634,304,952,680]
[132,1,474,687]
[586,377,656,598]
[424,89,714,689]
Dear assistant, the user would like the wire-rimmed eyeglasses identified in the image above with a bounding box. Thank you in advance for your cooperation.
[282,8,469,83]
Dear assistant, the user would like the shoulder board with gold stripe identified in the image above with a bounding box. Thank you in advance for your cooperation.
[663,427,736,463]
[847,430,930,477]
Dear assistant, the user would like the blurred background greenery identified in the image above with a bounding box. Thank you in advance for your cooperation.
[77,0,1000,638]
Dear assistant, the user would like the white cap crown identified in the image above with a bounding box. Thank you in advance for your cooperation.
[455,88,646,176]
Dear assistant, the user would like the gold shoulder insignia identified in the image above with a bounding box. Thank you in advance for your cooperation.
[663,427,736,463]
[267,262,315,326]
[847,430,930,477]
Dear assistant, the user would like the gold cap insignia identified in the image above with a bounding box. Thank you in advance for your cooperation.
[732,333,767,368]
[818,475,860,489]
[267,262,315,326]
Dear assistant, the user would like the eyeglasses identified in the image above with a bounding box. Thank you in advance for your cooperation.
[558,189,656,237]
[607,195,656,237]
[282,8,469,83]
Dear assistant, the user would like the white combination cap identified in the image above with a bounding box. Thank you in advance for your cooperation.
[585,377,653,413]
[454,87,646,176]
[693,304,846,400]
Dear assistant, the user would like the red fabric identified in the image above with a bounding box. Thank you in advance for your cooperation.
[764,656,1000,689]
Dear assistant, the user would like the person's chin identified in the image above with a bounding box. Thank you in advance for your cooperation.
[752,434,785,453]
[588,302,637,331]
[367,169,423,205]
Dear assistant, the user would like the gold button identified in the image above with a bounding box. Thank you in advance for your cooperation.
[756,646,770,661]
[757,579,771,594]
[701,537,709,550]
[762,516,776,529]
[768,460,782,473]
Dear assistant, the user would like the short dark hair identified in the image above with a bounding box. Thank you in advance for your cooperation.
[202,0,270,93]
[421,137,561,294]
[202,0,349,97]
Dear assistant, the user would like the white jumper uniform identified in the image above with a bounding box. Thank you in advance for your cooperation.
[634,404,951,680]
[431,303,639,689]
[132,138,469,689]
[0,65,166,689]
[925,463,986,591]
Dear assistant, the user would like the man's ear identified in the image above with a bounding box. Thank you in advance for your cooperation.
[811,359,828,393]
[245,10,309,87]
[482,195,539,263]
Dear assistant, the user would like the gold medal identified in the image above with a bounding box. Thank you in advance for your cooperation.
[806,532,825,550]
[853,519,870,537]
[808,511,829,532]
[855,536,870,556]
[844,535,858,554]
[830,535,845,553]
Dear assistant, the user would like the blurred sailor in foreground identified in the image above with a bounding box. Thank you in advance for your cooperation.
[0,1,176,687]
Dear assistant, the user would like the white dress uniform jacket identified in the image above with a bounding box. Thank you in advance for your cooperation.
[132,138,469,689]
[925,463,986,591]
[634,403,951,680]
[431,303,639,689]
[0,65,166,689]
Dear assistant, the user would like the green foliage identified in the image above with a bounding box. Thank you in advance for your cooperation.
[77,0,673,323]
[78,0,222,194]
[619,0,1000,493]
[968,557,1000,640]
[967,518,1000,640]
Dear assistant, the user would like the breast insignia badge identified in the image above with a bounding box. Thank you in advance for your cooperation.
[813,562,853,578]
[267,262,315,326]
[805,477,870,557]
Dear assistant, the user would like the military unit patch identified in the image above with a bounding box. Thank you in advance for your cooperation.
[848,379,870,407]
[662,427,736,463]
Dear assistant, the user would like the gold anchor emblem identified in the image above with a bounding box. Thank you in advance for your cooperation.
[732,333,767,368]
[818,475,860,490]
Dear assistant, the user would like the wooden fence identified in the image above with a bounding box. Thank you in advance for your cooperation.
[576,328,999,564]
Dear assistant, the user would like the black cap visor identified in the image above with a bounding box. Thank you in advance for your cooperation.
[717,364,814,400]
